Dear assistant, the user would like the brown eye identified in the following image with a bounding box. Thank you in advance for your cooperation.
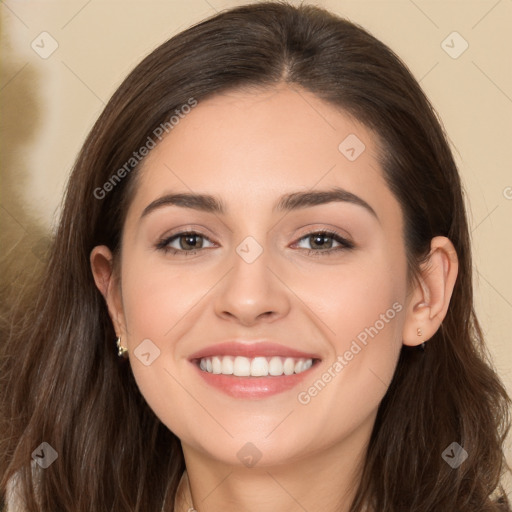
[156,231,216,254]
[308,233,334,250]
[294,230,354,256]
[178,233,204,250]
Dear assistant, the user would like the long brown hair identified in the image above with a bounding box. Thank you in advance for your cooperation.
[1,2,510,511]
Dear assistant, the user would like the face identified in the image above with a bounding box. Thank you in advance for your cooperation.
[107,85,411,468]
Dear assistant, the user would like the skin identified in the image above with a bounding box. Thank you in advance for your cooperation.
[91,84,458,512]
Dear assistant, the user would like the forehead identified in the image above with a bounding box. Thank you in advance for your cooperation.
[127,85,400,226]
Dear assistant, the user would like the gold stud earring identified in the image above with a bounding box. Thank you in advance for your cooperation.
[417,328,422,337]
[116,337,128,358]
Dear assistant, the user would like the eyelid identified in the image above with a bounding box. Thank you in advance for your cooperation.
[156,229,217,252]
[291,224,353,244]
[156,224,218,242]
[155,226,355,255]
[290,229,354,251]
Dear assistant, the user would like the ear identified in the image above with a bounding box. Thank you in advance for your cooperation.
[402,236,458,346]
[90,245,127,338]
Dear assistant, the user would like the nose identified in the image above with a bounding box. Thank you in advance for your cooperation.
[213,241,291,327]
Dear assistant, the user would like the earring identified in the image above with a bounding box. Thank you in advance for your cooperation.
[116,337,128,358]
[417,328,425,351]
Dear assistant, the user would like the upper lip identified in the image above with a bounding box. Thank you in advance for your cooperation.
[188,341,321,361]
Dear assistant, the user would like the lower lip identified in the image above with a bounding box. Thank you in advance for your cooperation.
[191,361,319,399]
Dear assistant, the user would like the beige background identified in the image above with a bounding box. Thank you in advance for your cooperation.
[1,0,511,496]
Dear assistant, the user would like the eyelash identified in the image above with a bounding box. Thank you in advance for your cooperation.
[156,229,355,257]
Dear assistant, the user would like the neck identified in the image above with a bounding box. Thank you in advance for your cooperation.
[177,416,373,512]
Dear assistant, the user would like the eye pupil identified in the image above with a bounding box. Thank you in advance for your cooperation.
[310,233,332,250]
[181,233,202,250]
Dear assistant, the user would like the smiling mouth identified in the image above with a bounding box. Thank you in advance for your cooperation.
[195,355,321,377]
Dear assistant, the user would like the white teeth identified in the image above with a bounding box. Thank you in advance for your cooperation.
[283,358,295,375]
[221,355,234,375]
[233,356,251,377]
[198,355,314,376]
[212,356,222,374]
[250,357,269,376]
[268,356,283,376]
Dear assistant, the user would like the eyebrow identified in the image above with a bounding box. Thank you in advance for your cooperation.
[140,186,378,220]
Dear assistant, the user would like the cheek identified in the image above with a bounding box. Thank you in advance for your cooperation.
[120,261,211,383]
[289,250,407,434]
[291,246,407,353]
[120,254,210,341]
[118,253,218,438]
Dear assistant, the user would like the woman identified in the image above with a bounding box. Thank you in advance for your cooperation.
[1,2,510,511]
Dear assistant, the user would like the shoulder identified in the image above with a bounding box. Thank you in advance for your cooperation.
[5,470,25,512]
[4,463,41,512]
